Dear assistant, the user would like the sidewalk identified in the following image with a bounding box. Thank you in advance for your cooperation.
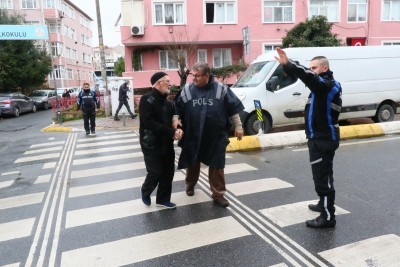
[42,117,400,152]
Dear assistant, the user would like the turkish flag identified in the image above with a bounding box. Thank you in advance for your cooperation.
[347,37,366,46]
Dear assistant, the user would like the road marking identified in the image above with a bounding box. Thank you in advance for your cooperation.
[61,216,251,266]
[75,138,138,148]
[319,234,400,266]
[259,200,350,227]
[77,133,137,142]
[69,172,185,198]
[65,190,210,228]
[1,263,20,267]
[30,141,64,148]
[0,180,13,189]
[293,136,400,152]
[1,171,20,176]
[0,192,45,210]
[14,153,60,163]
[228,178,293,196]
[35,174,52,184]
[23,146,63,155]
[72,152,143,166]
[70,162,144,179]
[0,218,35,242]
[42,162,57,169]
[74,144,140,155]
[104,130,133,135]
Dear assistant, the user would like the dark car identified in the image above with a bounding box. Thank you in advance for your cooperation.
[29,89,59,110]
[0,92,37,117]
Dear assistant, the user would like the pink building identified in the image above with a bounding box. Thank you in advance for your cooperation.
[4,0,94,89]
[119,0,400,90]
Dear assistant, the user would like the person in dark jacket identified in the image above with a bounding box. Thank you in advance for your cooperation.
[77,83,100,135]
[173,62,244,208]
[114,80,137,120]
[139,72,183,209]
[275,47,342,228]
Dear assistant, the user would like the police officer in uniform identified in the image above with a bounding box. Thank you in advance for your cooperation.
[77,82,100,135]
[173,62,244,208]
[275,47,342,228]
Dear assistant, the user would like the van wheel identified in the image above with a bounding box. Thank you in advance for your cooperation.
[14,107,20,117]
[245,113,271,135]
[373,104,394,123]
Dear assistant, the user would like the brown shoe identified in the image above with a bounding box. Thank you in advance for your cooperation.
[186,186,194,196]
[213,196,229,207]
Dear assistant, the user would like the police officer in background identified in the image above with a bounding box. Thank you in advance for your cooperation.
[77,82,100,135]
[275,47,342,228]
[114,80,137,121]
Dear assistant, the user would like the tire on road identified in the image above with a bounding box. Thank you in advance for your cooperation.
[373,103,394,123]
[244,112,271,135]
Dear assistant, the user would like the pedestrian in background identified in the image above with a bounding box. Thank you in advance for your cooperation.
[275,47,342,228]
[114,80,137,121]
[173,62,244,208]
[139,72,183,209]
[62,89,70,98]
[77,82,100,136]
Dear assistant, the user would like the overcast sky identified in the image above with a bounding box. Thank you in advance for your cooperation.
[69,0,121,47]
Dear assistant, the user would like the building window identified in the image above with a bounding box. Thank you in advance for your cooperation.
[25,21,40,25]
[48,23,60,33]
[22,0,37,9]
[309,0,339,22]
[45,0,60,8]
[383,41,400,45]
[205,1,236,24]
[0,0,13,9]
[154,2,184,24]
[263,44,281,53]
[212,48,232,68]
[382,0,400,21]
[159,50,187,69]
[263,1,293,23]
[348,0,367,22]
[51,42,63,57]
[197,49,207,62]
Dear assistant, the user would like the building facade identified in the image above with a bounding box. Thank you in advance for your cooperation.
[93,45,125,77]
[3,0,94,89]
[119,0,400,90]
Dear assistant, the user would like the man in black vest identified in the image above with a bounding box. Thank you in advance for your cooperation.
[77,83,100,135]
[114,80,137,120]
[173,62,244,208]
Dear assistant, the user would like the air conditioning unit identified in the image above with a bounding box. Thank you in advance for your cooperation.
[59,11,65,18]
[131,25,144,36]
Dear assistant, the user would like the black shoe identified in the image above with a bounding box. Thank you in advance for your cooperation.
[141,189,151,206]
[156,202,176,209]
[213,196,229,207]
[306,216,336,228]
[131,114,138,119]
[308,203,323,212]
[114,117,120,121]
[91,131,96,135]
[186,186,194,196]
[86,131,90,135]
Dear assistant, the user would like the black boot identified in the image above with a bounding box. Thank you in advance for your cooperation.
[306,216,336,228]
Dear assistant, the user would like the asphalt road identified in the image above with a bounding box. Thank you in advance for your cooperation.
[0,111,399,266]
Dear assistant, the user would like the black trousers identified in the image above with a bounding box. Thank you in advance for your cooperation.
[82,111,96,132]
[141,152,175,203]
[307,139,339,220]
[115,99,134,118]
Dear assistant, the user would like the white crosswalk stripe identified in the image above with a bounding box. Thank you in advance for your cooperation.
[72,152,143,166]
[75,138,138,148]
[74,144,140,155]
[0,192,45,210]
[23,146,63,155]
[0,218,35,242]
[14,153,61,163]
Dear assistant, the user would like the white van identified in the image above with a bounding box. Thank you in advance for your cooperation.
[231,46,400,135]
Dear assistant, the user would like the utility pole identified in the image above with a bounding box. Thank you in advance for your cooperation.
[95,0,111,116]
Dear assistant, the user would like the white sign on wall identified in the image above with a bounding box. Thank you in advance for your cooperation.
[109,77,135,116]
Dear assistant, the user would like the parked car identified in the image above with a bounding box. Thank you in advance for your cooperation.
[0,92,37,117]
[29,89,59,110]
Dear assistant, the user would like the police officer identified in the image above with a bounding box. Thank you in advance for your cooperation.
[275,47,342,228]
[114,80,137,120]
[77,82,100,135]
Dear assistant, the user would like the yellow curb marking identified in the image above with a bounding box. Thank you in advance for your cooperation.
[41,126,72,132]
[340,124,384,139]
[227,136,261,152]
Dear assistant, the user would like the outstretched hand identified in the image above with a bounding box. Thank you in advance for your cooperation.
[274,47,289,65]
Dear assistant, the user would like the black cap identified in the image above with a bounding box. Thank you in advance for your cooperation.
[150,72,167,86]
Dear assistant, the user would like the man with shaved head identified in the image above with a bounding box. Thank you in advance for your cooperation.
[275,48,342,228]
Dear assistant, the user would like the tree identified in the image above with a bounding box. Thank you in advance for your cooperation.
[162,26,199,89]
[282,16,343,48]
[114,57,125,77]
[0,9,52,94]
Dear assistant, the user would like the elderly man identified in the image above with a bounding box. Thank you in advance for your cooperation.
[173,62,244,208]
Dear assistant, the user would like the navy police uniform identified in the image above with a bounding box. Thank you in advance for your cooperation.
[77,89,100,134]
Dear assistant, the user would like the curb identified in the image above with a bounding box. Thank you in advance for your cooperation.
[227,121,400,152]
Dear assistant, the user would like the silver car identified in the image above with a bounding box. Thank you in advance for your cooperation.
[29,89,59,110]
[0,92,37,117]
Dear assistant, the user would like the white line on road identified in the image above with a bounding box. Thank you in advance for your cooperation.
[77,133,137,143]
[0,192,45,210]
[60,216,251,266]
[0,180,13,189]
[14,153,60,164]
[70,162,144,179]
[30,141,64,148]
[228,178,293,196]
[1,171,20,176]
[0,218,35,242]
[23,146,63,155]
[35,174,52,184]
[74,144,140,155]
[72,152,143,166]
[76,138,138,148]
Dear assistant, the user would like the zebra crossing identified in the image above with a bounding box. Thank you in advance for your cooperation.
[0,131,399,266]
